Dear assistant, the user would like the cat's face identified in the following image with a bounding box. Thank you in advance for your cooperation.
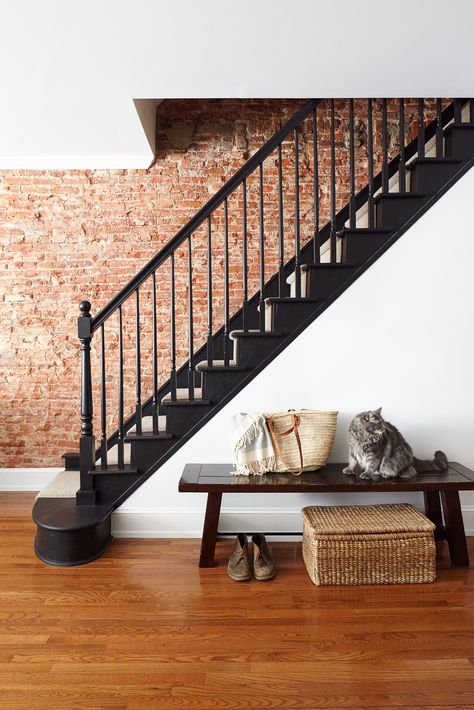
[353,408,384,434]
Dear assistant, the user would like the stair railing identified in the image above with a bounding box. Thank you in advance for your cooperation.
[76,97,469,503]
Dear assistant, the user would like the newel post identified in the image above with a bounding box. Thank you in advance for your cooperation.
[76,301,97,505]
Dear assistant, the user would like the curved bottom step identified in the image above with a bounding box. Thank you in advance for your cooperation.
[33,497,113,566]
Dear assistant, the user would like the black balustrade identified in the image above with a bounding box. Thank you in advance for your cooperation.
[100,323,107,469]
[117,305,124,468]
[170,253,177,400]
[312,107,320,263]
[223,200,230,364]
[76,96,463,493]
[152,271,159,434]
[349,99,356,228]
[258,162,266,330]
[399,99,406,192]
[330,99,336,262]
[367,98,374,228]
[135,288,142,434]
[207,215,213,365]
[277,143,285,295]
[187,237,195,398]
[382,98,389,193]
[418,99,425,159]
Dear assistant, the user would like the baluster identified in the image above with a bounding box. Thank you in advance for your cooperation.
[367,98,374,228]
[294,127,301,295]
[418,98,425,158]
[134,288,142,435]
[170,253,177,400]
[77,300,96,504]
[349,99,356,228]
[470,99,474,124]
[312,107,320,263]
[277,143,285,295]
[382,98,389,193]
[399,98,406,192]
[223,199,230,365]
[207,215,213,365]
[100,323,107,469]
[454,98,463,123]
[187,237,195,398]
[152,271,159,434]
[258,162,266,330]
[242,179,248,331]
[330,99,336,263]
[117,305,124,468]
[435,99,443,158]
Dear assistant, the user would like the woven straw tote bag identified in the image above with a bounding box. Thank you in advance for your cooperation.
[266,409,338,476]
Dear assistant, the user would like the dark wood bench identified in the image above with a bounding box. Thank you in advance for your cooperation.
[179,462,474,568]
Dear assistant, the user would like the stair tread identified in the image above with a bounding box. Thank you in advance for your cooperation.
[91,465,139,476]
[196,359,248,372]
[33,497,112,531]
[338,228,391,236]
[265,297,323,304]
[230,330,284,339]
[444,122,474,133]
[125,432,174,441]
[406,157,462,169]
[374,192,427,202]
[301,262,357,270]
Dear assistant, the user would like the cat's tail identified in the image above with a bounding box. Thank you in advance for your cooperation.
[413,450,448,473]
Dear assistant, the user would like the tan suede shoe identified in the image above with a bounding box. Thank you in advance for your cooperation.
[227,533,252,581]
[252,533,276,580]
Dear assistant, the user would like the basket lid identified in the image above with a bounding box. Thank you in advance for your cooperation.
[301,504,435,535]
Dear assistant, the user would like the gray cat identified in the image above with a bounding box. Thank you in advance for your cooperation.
[343,408,448,480]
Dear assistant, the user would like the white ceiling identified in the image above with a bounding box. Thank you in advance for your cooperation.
[1,0,474,168]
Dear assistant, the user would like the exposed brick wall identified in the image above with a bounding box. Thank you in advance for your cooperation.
[0,99,442,467]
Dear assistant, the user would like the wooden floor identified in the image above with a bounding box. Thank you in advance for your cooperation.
[3,493,474,710]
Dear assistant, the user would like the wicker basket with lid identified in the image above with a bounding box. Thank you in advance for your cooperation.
[302,503,436,586]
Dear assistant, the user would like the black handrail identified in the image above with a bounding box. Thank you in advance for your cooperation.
[90,98,321,332]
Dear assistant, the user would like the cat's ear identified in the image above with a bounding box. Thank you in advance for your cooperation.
[374,407,382,416]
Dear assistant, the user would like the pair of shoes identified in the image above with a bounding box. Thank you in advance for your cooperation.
[227,533,276,581]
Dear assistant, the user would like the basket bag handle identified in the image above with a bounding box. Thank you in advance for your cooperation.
[267,413,304,476]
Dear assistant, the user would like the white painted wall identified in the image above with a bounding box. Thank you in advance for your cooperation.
[113,166,474,537]
[1,0,474,167]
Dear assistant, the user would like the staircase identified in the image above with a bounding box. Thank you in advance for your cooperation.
[33,98,474,565]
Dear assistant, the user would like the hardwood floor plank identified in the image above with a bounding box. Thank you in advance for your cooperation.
[1,492,474,709]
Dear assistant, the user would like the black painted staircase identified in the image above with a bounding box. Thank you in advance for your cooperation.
[33,98,474,565]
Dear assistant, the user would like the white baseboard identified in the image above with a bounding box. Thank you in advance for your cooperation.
[0,468,62,491]
[112,505,474,538]
[2,469,474,537]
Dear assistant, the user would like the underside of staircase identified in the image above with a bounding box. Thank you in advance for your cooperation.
[33,98,474,565]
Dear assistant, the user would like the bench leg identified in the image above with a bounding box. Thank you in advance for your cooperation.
[199,492,222,568]
[440,490,470,566]
[423,491,444,539]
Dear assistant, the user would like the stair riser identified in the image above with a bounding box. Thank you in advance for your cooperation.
[305,267,357,299]
[409,162,462,193]
[341,234,391,263]
[93,473,143,506]
[128,439,174,472]
[34,517,112,566]
[233,335,286,367]
[203,370,248,402]
[270,301,322,331]
[375,197,427,228]
[164,403,214,436]
[445,125,474,159]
